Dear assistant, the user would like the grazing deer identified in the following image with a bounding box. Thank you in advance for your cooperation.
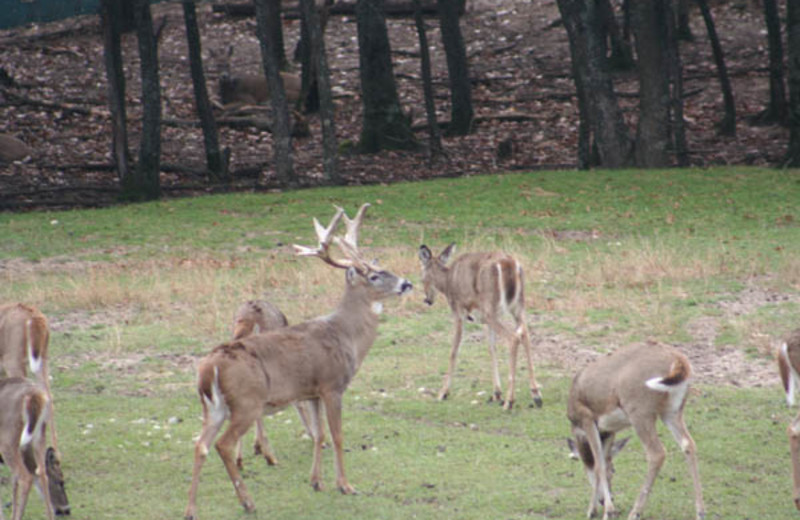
[185,204,412,520]
[417,244,542,410]
[0,303,59,454]
[0,377,70,519]
[230,300,316,469]
[777,327,800,510]
[567,342,705,520]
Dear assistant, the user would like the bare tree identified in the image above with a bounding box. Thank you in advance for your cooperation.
[436,0,474,135]
[786,0,800,166]
[100,0,131,190]
[413,0,443,160]
[696,0,736,136]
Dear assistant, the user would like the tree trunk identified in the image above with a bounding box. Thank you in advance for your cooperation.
[786,0,800,166]
[676,0,693,41]
[128,0,162,201]
[100,0,131,186]
[265,0,288,70]
[631,0,671,167]
[598,0,634,70]
[255,0,296,186]
[436,0,473,135]
[556,0,633,168]
[696,0,736,136]
[356,0,416,152]
[414,0,443,160]
[182,0,228,181]
[762,0,787,124]
[665,0,689,166]
[299,0,340,183]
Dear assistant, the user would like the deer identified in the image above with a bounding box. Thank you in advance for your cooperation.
[184,203,412,520]
[230,299,317,469]
[0,303,59,455]
[417,243,543,410]
[0,377,70,519]
[218,72,302,107]
[566,342,705,520]
[777,327,800,510]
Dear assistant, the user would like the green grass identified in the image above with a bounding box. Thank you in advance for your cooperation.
[2,167,800,519]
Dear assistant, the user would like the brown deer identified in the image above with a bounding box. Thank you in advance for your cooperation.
[417,244,542,410]
[184,203,412,520]
[567,342,705,520]
[0,377,70,519]
[230,300,316,469]
[218,72,302,107]
[0,303,59,454]
[777,328,800,510]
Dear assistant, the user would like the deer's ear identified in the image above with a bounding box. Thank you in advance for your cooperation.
[440,243,456,263]
[419,245,432,264]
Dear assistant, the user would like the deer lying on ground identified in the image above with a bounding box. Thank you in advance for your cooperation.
[567,342,705,520]
[230,300,317,469]
[0,377,70,519]
[218,72,302,107]
[418,244,542,410]
[0,303,59,454]
[185,204,412,520]
[777,327,800,510]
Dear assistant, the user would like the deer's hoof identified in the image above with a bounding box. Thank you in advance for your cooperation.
[503,400,514,411]
[312,481,324,492]
[795,497,800,511]
[242,499,255,513]
[437,390,449,401]
[532,394,543,408]
[236,457,244,470]
[339,483,357,495]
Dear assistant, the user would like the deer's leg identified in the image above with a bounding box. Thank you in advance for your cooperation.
[628,419,666,520]
[308,398,326,491]
[516,315,543,407]
[439,316,465,401]
[323,392,356,495]
[295,400,320,441]
[215,415,257,513]
[484,314,518,410]
[253,418,278,466]
[790,411,800,511]
[10,468,33,520]
[185,410,226,520]
[485,326,503,403]
[584,424,614,520]
[34,442,55,520]
[663,411,705,520]
[38,363,59,457]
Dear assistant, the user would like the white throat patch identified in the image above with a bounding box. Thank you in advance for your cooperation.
[371,302,384,315]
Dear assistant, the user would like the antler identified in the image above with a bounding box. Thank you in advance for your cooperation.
[293,203,371,271]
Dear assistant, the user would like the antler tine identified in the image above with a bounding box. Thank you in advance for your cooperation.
[339,203,371,250]
[293,206,353,269]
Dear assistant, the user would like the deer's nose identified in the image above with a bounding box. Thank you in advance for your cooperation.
[400,281,413,294]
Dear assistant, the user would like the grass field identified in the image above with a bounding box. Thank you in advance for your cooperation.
[1,168,800,519]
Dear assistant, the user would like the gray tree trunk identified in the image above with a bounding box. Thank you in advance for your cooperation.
[786,0,800,165]
[436,0,473,135]
[100,0,131,187]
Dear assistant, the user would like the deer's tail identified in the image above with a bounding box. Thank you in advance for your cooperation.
[646,356,692,392]
[778,342,798,406]
[25,313,48,377]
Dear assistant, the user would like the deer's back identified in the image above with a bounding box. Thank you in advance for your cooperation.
[785,328,800,370]
[0,303,47,376]
[448,252,521,310]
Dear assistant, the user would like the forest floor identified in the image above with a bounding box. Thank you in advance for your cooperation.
[0,0,789,210]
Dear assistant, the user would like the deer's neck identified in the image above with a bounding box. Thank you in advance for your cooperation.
[328,288,380,366]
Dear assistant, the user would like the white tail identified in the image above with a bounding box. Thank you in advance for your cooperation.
[418,243,542,409]
[0,377,70,519]
[185,204,412,520]
[0,303,59,455]
[567,342,704,520]
[778,328,800,511]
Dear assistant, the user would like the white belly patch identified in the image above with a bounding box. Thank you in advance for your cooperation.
[597,408,630,432]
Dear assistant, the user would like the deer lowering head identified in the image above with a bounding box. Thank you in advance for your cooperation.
[0,377,70,519]
[777,328,800,510]
[185,203,412,520]
[567,342,704,520]
[230,299,317,469]
[417,244,542,410]
[0,303,59,455]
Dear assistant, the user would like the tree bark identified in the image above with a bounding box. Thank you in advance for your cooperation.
[414,0,443,160]
[556,0,633,168]
[182,0,228,181]
[128,0,162,201]
[265,0,288,70]
[664,0,689,167]
[299,0,340,183]
[761,0,787,124]
[696,0,736,136]
[356,0,416,152]
[254,0,296,186]
[786,0,800,166]
[597,0,634,70]
[437,0,473,135]
[100,0,131,186]
[631,0,671,167]
[676,0,693,41]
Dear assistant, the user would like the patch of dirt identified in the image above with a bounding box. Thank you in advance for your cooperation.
[0,0,789,209]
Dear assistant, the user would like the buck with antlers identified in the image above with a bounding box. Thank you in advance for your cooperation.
[777,327,800,510]
[0,377,70,520]
[417,244,542,410]
[185,203,412,520]
[567,342,705,520]
[0,303,59,455]
[230,299,316,469]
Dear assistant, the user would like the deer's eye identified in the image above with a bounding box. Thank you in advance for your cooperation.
[369,274,380,282]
